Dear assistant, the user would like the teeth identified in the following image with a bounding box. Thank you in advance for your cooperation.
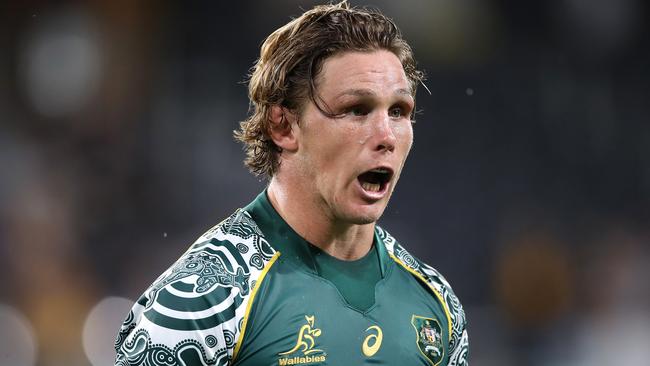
[370,168,388,173]
[361,182,381,192]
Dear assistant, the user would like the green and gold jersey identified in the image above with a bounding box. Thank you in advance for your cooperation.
[115,192,469,366]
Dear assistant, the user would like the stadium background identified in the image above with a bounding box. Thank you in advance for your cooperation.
[0,0,648,365]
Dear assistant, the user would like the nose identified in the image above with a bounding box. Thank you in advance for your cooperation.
[373,112,397,152]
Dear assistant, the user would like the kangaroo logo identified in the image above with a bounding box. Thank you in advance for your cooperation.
[278,315,324,356]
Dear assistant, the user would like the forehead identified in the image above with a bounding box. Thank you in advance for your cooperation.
[316,50,412,98]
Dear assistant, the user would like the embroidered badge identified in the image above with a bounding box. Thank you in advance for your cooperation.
[411,315,444,365]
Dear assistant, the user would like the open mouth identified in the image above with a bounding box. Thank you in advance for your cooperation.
[357,167,393,194]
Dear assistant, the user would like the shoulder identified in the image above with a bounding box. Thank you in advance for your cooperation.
[377,225,469,366]
[115,209,277,366]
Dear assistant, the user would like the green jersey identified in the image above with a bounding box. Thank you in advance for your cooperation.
[115,192,468,366]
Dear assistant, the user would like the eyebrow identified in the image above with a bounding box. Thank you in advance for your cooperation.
[335,88,413,99]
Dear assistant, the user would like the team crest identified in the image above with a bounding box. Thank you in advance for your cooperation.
[411,315,444,365]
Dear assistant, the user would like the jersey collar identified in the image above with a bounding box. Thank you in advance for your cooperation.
[243,190,390,277]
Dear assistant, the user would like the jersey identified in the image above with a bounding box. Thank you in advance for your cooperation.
[114,191,469,366]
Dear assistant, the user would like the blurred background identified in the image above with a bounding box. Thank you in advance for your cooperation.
[0,0,648,365]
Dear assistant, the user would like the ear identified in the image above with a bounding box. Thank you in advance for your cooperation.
[268,105,299,152]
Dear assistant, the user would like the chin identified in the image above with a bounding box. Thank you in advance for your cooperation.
[338,204,386,225]
[346,215,378,225]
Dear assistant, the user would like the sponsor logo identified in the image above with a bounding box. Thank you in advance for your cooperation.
[278,315,326,365]
[411,315,444,365]
[362,325,383,357]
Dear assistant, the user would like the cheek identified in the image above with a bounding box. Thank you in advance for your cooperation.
[355,126,373,146]
[395,123,414,152]
[320,128,363,187]
[305,129,351,176]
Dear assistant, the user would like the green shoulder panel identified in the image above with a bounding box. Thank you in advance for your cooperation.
[114,209,277,366]
[377,226,469,366]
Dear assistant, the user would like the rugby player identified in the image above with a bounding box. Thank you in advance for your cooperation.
[115,2,468,365]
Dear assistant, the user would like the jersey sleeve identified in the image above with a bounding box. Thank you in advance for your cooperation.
[419,262,469,366]
[379,225,469,366]
[114,294,233,366]
[114,210,277,366]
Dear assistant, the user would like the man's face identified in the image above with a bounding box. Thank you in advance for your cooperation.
[292,50,414,225]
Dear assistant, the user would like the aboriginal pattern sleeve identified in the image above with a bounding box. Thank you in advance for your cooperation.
[114,209,277,366]
[378,226,470,366]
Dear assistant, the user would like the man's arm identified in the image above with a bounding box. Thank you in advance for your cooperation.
[113,247,241,366]
[114,210,276,366]
[448,326,469,366]
[419,262,469,366]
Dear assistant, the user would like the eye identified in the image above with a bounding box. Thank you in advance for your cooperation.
[389,105,409,119]
[348,105,370,117]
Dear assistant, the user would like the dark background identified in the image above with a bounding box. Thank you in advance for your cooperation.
[1,1,648,365]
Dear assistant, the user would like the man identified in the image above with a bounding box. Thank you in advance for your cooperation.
[115,2,468,365]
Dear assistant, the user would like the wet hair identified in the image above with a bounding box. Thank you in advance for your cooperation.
[234,0,423,178]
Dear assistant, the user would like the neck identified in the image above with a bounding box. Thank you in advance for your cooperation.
[267,177,375,261]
